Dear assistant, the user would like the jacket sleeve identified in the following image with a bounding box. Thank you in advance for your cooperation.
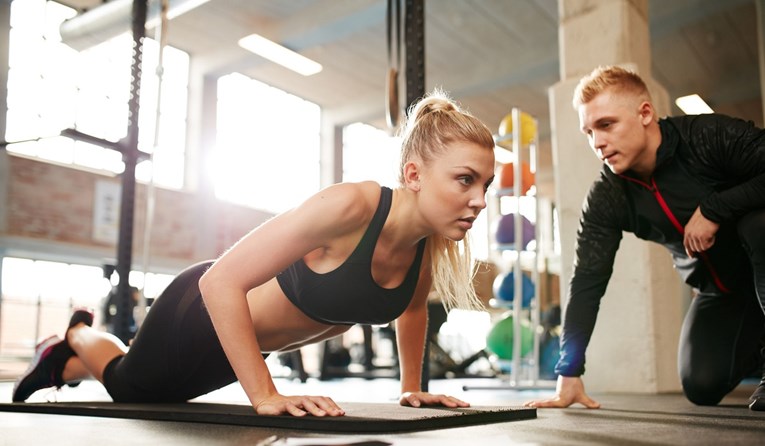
[555,172,625,377]
[688,115,765,222]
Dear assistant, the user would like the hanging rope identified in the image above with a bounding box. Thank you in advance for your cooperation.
[136,0,169,327]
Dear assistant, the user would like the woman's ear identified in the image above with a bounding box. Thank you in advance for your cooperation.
[403,161,421,191]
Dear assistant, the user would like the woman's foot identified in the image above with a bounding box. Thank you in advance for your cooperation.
[67,307,95,336]
[13,308,96,402]
[12,336,75,402]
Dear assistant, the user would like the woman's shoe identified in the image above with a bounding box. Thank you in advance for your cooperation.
[63,307,94,348]
[68,307,95,331]
[13,308,96,402]
[12,336,75,402]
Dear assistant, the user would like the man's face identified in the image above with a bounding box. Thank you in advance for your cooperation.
[578,88,652,176]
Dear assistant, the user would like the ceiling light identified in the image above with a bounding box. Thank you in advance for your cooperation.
[675,94,714,115]
[238,34,323,76]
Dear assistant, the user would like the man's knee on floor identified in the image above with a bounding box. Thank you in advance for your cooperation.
[681,373,729,406]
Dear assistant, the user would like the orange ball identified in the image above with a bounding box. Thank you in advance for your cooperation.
[498,162,535,194]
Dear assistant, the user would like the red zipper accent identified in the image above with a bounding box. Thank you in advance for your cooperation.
[621,175,731,294]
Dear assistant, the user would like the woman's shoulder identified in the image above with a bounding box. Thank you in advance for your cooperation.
[301,181,383,230]
[317,181,382,207]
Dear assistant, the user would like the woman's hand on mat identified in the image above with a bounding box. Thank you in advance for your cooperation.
[254,394,346,417]
[399,391,470,409]
[522,376,600,409]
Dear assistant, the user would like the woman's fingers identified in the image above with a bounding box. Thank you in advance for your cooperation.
[400,391,470,408]
[255,395,345,417]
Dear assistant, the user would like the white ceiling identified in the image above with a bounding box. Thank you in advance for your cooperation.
[57,0,763,198]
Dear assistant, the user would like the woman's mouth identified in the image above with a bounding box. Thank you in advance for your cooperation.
[457,218,475,230]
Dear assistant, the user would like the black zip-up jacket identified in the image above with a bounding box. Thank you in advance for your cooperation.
[556,114,765,377]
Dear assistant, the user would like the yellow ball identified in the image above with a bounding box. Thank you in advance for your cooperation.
[497,111,537,147]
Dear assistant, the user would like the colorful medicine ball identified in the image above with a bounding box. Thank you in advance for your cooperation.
[495,213,535,248]
[492,271,535,308]
[486,314,534,360]
[497,111,537,147]
[498,162,535,194]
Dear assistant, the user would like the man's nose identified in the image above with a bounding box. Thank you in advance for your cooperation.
[591,132,605,150]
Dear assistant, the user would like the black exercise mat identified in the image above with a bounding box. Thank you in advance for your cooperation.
[0,401,535,432]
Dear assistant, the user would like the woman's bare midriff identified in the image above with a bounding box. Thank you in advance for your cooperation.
[245,277,345,352]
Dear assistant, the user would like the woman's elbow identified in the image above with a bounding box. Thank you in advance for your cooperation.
[198,267,220,303]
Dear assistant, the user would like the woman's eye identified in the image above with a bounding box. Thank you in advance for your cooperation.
[459,176,473,185]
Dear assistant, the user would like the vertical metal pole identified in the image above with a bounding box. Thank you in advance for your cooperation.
[404,0,428,391]
[0,0,8,144]
[757,0,765,126]
[404,0,425,111]
[0,0,11,356]
[530,118,541,384]
[511,108,522,385]
[35,293,42,344]
[114,0,147,344]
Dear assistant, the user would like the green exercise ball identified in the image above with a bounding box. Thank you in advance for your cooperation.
[486,314,534,360]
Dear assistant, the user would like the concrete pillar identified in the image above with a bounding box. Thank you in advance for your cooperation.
[551,0,684,393]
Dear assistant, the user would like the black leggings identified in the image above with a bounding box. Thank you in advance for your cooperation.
[678,209,765,406]
[738,209,765,312]
[102,260,241,403]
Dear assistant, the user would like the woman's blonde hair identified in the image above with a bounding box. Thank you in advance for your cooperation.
[573,65,651,109]
[398,88,495,311]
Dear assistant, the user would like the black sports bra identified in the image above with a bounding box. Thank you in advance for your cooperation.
[276,186,426,325]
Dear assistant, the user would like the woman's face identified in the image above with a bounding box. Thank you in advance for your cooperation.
[417,141,495,241]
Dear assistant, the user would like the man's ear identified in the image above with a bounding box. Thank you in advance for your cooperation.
[638,101,655,126]
[403,161,421,191]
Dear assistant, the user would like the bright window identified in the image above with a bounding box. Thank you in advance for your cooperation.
[215,73,321,214]
[0,256,175,356]
[342,122,401,187]
[0,257,108,355]
[5,0,189,189]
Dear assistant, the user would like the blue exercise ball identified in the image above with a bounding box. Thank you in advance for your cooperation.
[493,271,535,308]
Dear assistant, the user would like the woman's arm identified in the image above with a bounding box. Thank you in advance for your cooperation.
[396,256,469,408]
[396,265,430,396]
[199,182,375,416]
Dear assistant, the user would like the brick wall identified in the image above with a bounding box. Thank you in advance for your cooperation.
[2,154,273,269]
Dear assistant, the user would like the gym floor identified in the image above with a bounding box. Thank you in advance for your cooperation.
[0,373,762,445]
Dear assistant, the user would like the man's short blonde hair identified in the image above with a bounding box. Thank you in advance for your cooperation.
[573,65,651,109]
